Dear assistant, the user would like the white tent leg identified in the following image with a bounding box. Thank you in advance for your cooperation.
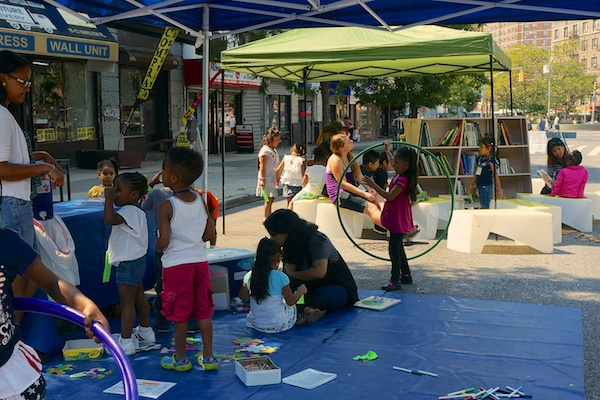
[202,4,209,197]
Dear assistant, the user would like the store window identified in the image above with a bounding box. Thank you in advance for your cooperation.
[33,60,96,143]
[119,66,156,137]
[267,95,290,135]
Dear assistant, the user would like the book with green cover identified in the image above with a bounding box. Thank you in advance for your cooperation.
[354,295,401,311]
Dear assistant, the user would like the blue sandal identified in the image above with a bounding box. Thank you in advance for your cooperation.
[198,355,219,371]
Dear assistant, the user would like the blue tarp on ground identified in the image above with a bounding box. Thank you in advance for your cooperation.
[43,291,584,399]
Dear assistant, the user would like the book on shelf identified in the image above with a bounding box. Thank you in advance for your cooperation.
[499,158,514,174]
[460,153,477,175]
[437,153,454,175]
[437,123,462,146]
[450,122,463,146]
[419,123,432,147]
[354,295,401,311]
[497,122,514,145]
[462,122,481,146]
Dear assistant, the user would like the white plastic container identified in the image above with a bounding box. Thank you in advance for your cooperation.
[235,356,281,386]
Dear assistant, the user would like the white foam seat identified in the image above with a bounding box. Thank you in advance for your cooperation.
[447,209,553,254]
[584,191,600,220]
[293,197,331,223]
[315,202,365,238]
[496,199,562,244]
[517,193,592,233]
[411,197,452,239]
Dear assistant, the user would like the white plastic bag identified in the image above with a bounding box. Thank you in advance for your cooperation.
[33,216,80,286]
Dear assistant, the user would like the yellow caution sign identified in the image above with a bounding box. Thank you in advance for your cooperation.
[176,130,190,148]
[135,27,179,106]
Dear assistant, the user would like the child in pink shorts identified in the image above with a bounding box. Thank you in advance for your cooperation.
[155,147,217,372]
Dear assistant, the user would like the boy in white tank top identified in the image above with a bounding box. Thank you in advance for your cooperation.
[155,147,217,372]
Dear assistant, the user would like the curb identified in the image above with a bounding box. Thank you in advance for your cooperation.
[221,194,262,211]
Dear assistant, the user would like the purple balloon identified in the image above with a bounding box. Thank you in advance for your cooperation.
[14,297,138,400]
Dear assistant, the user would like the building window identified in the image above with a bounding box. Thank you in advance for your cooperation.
[33,60,96,143]
[594,20,599,31]
[593,38,598,50]
[573,24,578,36]
[592,57,598,70]
[582,58,587,69]
[554,29,559,39]
[267,95,291,136]
[564,27,568,37]
[583,40,588,51]
[583,22,589,33]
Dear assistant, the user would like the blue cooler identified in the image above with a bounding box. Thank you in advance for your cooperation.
[32,172,54,220]
[207,248,255,300]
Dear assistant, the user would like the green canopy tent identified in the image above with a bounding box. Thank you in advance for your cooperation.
[221,25,513,144]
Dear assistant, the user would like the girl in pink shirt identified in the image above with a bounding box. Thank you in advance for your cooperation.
[363,146,418,291]
[550,150,588,198]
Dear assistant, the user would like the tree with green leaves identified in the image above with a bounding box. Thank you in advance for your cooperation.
[341,74,487,119]
[490,42,596,117]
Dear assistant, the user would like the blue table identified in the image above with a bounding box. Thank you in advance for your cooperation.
[53,199,156,308]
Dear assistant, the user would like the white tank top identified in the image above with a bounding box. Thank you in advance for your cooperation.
[161,192,208,268]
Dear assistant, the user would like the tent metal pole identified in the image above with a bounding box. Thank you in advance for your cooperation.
[221,65,226,234]
[489,56,497,209]
[202,4,209,200]
[509,71,514,116]
[303,68,308,150]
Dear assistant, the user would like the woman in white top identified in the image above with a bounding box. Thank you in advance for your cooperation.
[0,50,64,310]
[239,237,308,333]
[256,128,281,220]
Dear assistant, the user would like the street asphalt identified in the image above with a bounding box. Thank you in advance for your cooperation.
[59,134,600,400]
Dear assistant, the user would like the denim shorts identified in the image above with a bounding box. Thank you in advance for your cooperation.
[338,191,368,213]
[115,255,147,286]
[0,196,36,248]
[283,184,302,197]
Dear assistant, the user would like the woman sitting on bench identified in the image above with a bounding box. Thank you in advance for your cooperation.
[325,133,383,226]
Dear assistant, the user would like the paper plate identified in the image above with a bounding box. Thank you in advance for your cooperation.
[282,368,337,390]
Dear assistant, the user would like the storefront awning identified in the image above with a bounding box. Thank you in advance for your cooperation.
[0,2,117,62]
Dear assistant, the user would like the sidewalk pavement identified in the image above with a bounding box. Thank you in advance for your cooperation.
[56,138,387,209]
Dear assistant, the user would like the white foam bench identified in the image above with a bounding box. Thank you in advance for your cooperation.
[447,209,553,254]
[517,193,593,233]
[584,191,600,220]
[315,202,366,238]
[293,197,331,224]
[411,197,452,239]
[496,199,562,244]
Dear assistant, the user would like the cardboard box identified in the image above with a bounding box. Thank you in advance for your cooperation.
[235,356,281,386]
[210,265,230,311]
[62,339,104,361]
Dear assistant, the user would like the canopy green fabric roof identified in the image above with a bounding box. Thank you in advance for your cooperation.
[221,25,511,82]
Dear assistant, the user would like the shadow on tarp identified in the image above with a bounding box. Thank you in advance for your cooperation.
[43,291,584,400]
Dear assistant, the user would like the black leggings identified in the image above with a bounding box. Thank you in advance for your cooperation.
[389,232,411,282]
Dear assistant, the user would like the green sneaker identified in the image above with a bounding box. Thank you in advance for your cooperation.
[161,355,192,372]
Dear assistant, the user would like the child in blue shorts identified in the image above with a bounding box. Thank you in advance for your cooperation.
[104,172,155,356]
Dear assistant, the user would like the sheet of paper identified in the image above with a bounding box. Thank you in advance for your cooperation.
[103,379,176,399]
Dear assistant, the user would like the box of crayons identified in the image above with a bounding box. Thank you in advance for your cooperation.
[235,356,281,386]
